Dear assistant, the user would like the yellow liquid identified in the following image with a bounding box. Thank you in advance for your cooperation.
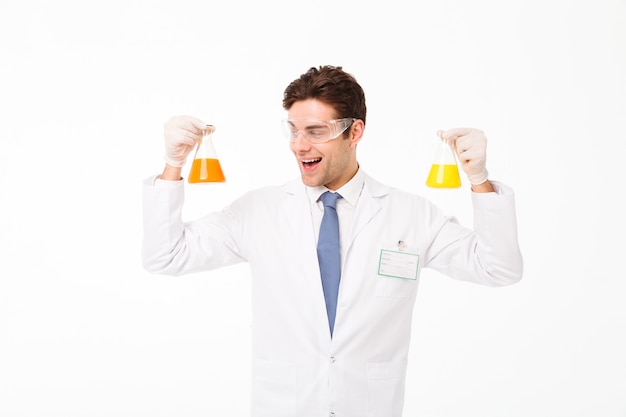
[188,158,226,183]
[425,164,461,188]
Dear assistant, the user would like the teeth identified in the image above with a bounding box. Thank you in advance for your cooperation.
[302,158,321,163]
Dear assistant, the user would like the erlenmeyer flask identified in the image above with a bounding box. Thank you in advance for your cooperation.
[425,133,461,188]
[188,125,226,183]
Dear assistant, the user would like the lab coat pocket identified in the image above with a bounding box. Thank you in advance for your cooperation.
[367,360,407,417]
[251,358,296,416]
[375,275,416,298]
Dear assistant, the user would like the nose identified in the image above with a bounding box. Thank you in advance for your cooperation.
[291,133,311,151]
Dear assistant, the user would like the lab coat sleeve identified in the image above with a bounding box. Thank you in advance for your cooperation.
[142,175,245,276]
[425,181,523,286]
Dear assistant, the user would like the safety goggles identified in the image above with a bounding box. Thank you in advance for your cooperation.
[281,118,356,144]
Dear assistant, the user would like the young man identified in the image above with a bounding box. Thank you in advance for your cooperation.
[142,65,523,417]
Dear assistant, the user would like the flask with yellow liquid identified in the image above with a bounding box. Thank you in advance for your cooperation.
[425,131,461,188]
[188,125,226,183]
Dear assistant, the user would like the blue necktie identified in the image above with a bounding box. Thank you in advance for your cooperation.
[317,191,342,337]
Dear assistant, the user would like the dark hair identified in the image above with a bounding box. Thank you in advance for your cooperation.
[283,65,367,126]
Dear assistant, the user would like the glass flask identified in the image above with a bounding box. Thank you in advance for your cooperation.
[425,133,461,188]
[188,125,226,183]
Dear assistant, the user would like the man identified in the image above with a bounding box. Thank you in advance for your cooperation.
[142,65,523,417]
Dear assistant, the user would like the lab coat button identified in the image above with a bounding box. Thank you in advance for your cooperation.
[329,412,335,417]
[329,356,336,363]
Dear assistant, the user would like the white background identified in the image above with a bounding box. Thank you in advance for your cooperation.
[1,0,625,416]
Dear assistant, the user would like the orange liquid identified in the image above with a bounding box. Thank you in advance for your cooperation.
[425,164,461,188]
[188,158,226,183]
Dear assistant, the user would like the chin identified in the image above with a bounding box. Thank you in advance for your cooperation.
[300,175,321,187]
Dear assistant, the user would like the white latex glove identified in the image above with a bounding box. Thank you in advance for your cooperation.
[163,115,207,167]
[440,128,489,185]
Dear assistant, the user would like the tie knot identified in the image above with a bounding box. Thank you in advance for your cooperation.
[320,191,341,209]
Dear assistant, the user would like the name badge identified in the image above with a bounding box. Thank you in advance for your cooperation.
[378,249,420,280]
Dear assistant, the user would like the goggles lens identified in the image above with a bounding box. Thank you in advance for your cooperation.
[282,118,356,143]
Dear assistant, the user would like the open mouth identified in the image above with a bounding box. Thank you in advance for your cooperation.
[302,157,322,170]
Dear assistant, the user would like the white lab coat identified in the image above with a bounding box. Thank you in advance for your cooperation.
[142,171,523,417]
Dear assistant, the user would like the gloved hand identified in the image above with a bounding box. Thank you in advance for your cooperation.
[163,115,208,167]
[440,128,489,185]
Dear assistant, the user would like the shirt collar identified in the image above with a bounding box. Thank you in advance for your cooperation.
[306,167,365,207]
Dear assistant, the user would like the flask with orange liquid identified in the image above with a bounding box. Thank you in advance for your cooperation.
[188,125,226,183]
[425,131,461,188]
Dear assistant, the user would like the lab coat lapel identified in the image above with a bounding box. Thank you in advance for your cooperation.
[281,179,315,249]
[346,173,389,253]
[280,179,332,338]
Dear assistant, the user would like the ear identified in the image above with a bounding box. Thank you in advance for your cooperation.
[349,119,365,148]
